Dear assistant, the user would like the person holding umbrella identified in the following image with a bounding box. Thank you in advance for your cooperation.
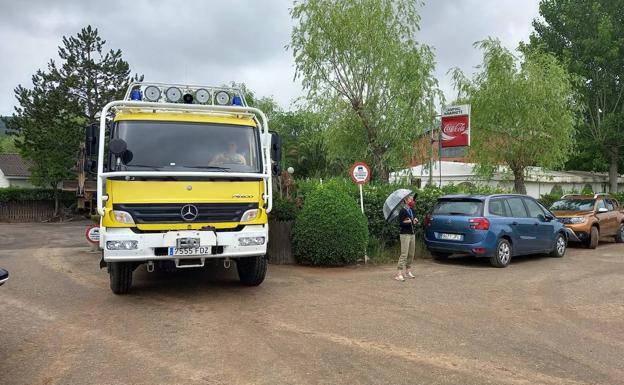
[396,195,418,281]
[382,189,419,281]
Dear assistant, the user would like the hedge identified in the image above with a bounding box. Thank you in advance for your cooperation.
[293,184,368,265]
[0,187,75,203]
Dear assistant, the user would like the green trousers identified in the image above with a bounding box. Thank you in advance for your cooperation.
[397,233,416,270]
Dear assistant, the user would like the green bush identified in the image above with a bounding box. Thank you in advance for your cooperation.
[270,196,299,221]
[0,187,74,203]
[293,184,368,265]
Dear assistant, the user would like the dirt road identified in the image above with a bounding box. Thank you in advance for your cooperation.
[0,222,623,384]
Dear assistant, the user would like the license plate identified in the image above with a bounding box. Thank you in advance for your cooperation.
[168,247,211,256]
[439,233,463,241]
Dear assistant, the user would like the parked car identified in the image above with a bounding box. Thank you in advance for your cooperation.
[424,194,573,267]
[550,193,624,248]
[0,268,8,286]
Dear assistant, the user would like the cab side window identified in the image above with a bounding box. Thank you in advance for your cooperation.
[489,199,507,217]
[523,198,546,219]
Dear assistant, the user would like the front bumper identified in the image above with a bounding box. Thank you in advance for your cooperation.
[101,225,267,262]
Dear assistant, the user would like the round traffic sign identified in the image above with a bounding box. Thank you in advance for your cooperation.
[350,162,371,184]
[85,225,100,244]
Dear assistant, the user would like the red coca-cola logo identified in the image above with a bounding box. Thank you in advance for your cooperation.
[443,122,466,134]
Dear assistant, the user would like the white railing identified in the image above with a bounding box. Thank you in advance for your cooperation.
[96,100,272,215]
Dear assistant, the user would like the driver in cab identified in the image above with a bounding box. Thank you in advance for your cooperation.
[210,141,246,166]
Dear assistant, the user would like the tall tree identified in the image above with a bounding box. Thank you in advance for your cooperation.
[528,0,624,192]
[6,25,142,215]
[49,25,142,122]
[451,39,577,194]
[6,74,84,215]
[290,0,439,181]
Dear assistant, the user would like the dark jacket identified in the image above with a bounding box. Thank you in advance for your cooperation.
[398,207,415,235]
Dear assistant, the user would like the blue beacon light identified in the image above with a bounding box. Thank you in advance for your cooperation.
[130,89,142,101]
[232,95,243,106]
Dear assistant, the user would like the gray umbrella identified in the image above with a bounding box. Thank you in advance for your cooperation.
[383,188,414,222]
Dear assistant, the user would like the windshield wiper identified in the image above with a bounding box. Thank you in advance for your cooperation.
[178,165,231,171]
[121,164,178,181]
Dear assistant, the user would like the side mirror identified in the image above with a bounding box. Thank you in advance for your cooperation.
[270,132,282,176]
[543,214,554,222]
[598,207,608,213]
[85,123,99,156]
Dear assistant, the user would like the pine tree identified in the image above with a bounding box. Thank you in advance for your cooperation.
[6,25,142,216]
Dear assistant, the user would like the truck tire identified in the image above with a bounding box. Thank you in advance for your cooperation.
[549,233,566,258]
[430,251,450,261]
[108,262,133,295]
[237,256,267,286]
[615,223,624,243]
[490,239,511,268]
[587,226,599,249]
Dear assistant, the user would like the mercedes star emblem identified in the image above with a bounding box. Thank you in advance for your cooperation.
[180,204,199,221]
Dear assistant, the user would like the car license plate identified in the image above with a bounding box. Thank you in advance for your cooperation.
[168,246,211,256]
[439,233,463,241]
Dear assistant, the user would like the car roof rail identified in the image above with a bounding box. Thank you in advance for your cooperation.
[594,193,610,199]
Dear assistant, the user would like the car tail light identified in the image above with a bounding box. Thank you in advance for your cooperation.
[425,214,433,227]
[469,217,490,230]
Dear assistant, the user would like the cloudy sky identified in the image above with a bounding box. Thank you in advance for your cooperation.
[0,0,540,116]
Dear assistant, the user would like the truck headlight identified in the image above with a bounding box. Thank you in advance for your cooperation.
[113,210,135,224]
[106,240,138,250]
[240,209,258,222]
[238,237,265,246]
[569,217,586,224]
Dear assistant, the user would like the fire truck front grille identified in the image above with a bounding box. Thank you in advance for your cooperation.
[113,203,258,224]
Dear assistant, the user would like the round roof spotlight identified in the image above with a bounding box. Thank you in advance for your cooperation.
[195,88,210,104]
[215,91,230,105]
[165,86,182,102]
[182,93,194,104]
[143,85,161,102]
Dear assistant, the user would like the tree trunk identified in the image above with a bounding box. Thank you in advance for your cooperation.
[511,167,527,194]
[608,146,619,193]
[52,183,59,218]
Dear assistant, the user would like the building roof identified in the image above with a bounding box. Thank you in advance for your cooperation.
[0,153,33,177]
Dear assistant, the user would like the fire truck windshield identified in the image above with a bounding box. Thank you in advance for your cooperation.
[112,120,262,173]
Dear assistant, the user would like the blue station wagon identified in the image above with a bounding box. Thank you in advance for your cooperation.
[424,194,572,267]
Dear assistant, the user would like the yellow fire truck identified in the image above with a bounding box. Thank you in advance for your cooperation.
[84,82,280,294]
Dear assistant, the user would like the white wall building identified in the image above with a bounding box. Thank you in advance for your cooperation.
[0,154,34,188]
[391,161,624,198]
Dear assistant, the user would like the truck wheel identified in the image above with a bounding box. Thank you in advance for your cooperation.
[587,226,599,249]
[490,239,511,268]
[108,262,133,295]
[237,256,267,286]
[430,251,450,261]
[549,233,566,258]
[615,223,624,243]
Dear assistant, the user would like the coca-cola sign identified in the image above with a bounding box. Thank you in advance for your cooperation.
[440,104,470,148]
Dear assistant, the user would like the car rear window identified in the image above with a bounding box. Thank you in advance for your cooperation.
[550,199,595,211]
[433,199,483,216]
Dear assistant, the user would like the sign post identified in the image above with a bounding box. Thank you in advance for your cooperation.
[350,162,371,263]
[85,225,100,252]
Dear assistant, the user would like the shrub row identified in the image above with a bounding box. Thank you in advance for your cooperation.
[0,187,75,203]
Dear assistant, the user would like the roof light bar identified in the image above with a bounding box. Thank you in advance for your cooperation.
[165,87,182,103]
[123,82,248,106]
